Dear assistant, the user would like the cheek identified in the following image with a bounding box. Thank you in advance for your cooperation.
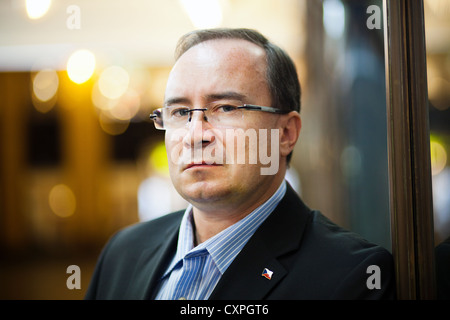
[165,142,177,168]
[222,127,269,166]
[165,129,186,167]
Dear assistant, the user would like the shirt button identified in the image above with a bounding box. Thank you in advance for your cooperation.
[178,297,186,300]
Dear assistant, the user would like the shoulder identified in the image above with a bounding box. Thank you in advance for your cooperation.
[109,210,184,249]
[85,211,184,299]
[302,210,393,268]
[309,211,387,253]
[277,184,393,268]
[95,210,184,263]
[300,211,395,299]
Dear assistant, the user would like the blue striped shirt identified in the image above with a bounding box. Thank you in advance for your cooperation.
[154,180,287,300]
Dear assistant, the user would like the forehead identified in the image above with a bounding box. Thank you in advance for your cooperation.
[177,38,267,70]
[165,39,270,104]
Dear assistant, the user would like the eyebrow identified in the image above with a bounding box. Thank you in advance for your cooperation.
[206,91,247,102]
[164,91,247,106]
[164,97,190,106]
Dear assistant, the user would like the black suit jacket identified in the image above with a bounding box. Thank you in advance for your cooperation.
[85,184,395,299]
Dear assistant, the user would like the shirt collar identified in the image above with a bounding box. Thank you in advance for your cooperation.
[164,180,287,276]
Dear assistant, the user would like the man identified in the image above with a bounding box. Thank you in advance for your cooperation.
[85,28,395,300]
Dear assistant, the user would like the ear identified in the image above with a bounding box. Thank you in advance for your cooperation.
[279,111,301,157]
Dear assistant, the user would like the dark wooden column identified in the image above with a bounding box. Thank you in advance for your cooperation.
[383,0,436,299]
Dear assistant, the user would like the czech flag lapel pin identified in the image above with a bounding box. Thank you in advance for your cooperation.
[261,268,273,280]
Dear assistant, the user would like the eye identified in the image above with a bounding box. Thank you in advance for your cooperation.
[171,107,190,117]
[216,104,238,113]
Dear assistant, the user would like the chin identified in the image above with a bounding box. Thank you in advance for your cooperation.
[178,180,235,204]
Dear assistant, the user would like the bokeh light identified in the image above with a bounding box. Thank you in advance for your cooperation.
[428,76,450,111]
[323,0,346,40]
[66,49,96,84]
[149,142,170,176]
[91,81,117,111]
[26,0,52,20]
[98,112,129,135]
[430,138,448,176]
[109,89,141,120]
[48,184,76,218]
[32,69,59,113]
[98,66,130,100]
[33,69,59,102]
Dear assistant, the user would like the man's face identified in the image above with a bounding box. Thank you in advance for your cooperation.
[164,39,284,213]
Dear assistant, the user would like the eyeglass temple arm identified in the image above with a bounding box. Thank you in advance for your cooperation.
[149,109,160,120]
[241,104,289,114]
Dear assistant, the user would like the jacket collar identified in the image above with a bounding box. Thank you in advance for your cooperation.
[124,213,182,299]
[209,183,311,300]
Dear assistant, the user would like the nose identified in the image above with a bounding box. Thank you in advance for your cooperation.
[187,108,208,123]
[183,109,214,149]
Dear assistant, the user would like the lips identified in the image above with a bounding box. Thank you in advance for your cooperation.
[184,161,221,170]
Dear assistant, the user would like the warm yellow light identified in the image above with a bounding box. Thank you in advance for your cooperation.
[430,139,447,176]
[93,74,140,121]
[31,69,58,113]
[149,142,170,176]
[98,66,130,100]
[49,184,76,218]
[179,0,223,29]
[26,0,51,19]
[91,81,116,111]
[33,69,59,102]
[66,49,96,84]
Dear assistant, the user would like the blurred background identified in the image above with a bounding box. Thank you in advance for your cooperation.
[0,0,448,299]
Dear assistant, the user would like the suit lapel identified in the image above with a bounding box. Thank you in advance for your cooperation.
[209,184,311,300]
[124,215,181,299]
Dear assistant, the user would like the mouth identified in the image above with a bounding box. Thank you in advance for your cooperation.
[184,162,222,170]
